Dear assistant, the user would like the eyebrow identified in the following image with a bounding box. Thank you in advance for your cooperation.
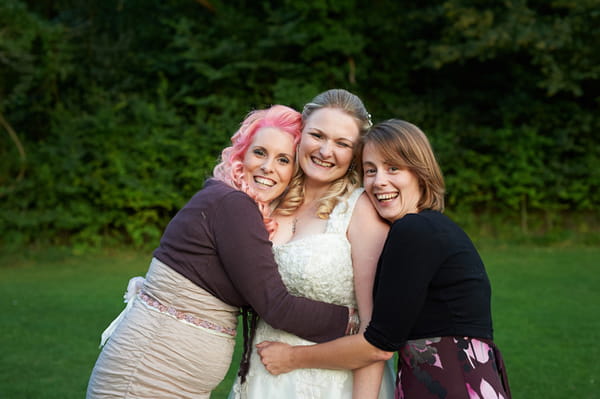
[253,145,293,156]
[307,128,356,143]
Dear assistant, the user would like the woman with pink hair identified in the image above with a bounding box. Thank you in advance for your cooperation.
[86,105,357,399]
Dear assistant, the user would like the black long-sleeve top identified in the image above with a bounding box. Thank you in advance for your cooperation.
[364,210,493,351]
[153,178,347,343]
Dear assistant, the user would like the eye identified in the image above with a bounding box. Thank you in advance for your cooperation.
[309,132,322,139]
[337,141,352,148]
[277,156,291,165]
[363,167,376,176]
[253,148,266,157]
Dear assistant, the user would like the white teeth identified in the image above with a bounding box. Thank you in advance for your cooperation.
[312,157,334,167]
[376,193,398,201]
[254,177,275,187]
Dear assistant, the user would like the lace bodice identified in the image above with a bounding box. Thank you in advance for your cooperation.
[272,188,363,309]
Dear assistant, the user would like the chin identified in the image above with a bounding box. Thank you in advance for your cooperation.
[376,208,399,222]
[256,192,272,202]
[258,190,283,203]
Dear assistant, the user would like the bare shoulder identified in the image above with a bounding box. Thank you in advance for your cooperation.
[349,193,389,240]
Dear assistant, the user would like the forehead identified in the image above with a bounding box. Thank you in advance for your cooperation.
[303,108,360,140]
[251,127,295,151]
[362,142,385,162]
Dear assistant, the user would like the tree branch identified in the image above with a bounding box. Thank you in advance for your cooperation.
[0,110,26,182]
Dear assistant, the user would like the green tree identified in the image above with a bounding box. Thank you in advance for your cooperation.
[1,0,597,248]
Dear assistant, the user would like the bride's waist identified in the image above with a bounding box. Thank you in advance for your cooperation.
[253,319,316,346]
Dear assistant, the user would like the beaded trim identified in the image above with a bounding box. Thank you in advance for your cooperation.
[138,291,236,337]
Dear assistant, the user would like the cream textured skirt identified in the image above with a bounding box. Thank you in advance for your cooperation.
[86,258,239,399]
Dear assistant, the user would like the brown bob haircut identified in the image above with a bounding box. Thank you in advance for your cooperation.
[361,119,446,212]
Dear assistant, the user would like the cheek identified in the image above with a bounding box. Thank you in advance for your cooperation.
[364,182,379,206]
[298,140,312,157]
[363,178,378,201]
[337,149,354,165]
[297,144,312,168]
[278,165,294,184]
[362,177,373,191]
[240,156,251,171]
[242,157,258,172]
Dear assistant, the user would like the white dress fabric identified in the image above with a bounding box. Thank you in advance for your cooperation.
[229,188,395,399]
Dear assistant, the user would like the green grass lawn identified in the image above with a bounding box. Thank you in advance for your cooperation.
[0,245,598,398]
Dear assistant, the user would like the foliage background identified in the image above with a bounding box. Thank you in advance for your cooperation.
[1,0,598,249]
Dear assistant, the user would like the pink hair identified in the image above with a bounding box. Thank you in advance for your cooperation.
[213,105,302,236]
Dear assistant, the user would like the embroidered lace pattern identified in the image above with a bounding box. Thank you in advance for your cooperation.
[139,291,236,337]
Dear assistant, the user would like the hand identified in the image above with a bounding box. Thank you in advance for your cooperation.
[256,341,295,375]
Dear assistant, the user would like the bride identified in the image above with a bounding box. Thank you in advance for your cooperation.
[229,89,395,399]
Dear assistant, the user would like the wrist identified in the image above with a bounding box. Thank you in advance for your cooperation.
[345,307,360,335]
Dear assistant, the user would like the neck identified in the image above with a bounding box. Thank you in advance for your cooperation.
[302,180,330,205]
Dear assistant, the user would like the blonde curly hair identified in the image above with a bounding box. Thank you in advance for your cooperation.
[276,89,372,219]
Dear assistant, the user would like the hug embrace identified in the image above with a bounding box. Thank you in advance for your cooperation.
[87,89,511,399]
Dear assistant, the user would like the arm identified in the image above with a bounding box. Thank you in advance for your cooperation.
[364,214,443,351]
[214,191,349,342]
[258,213,443,373]
[347,194,390,399]
[257,333,393,374]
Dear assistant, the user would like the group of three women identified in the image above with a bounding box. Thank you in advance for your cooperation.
[86,89,511,399]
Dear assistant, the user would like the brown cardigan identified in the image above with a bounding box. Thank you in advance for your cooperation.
[153,178,347,343]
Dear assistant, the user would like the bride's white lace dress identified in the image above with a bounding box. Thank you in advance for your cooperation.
[229,188,395,399]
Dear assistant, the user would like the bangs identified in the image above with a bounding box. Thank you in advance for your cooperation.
[368,130,412,169]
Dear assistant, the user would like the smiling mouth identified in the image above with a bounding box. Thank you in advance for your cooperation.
[375,193,399,202]
[254,176,276,187]
[311,157,334,168]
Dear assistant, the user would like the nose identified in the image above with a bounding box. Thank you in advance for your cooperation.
[261,158,274,173]
[373,172,387,187]
[319,141,333,158]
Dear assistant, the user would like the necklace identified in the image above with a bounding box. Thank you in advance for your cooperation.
[291,199,319,235]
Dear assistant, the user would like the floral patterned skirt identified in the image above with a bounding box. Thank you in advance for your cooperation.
[397,336,512,399]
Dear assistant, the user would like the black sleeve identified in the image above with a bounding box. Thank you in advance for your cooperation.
[213,191,348,342]
[364,214,443,351]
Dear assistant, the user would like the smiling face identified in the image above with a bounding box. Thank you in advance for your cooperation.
[362,142,422,222]
[242,127,296,203]
[298,107,360,186]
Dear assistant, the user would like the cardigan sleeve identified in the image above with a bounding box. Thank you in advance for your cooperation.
[212,191,348,343]
[364,213,444,351]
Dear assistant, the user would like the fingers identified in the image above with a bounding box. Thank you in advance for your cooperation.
[256,342,284,375]
[262,361,282,376]
[256,341,272,350]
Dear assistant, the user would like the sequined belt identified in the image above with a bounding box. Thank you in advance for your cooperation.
[139,291,237,338]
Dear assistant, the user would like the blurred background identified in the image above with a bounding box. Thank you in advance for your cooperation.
[1,0,597,249]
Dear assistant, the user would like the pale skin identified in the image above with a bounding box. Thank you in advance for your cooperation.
[257,140,422,386]
[241,126,296,203]
[346,195,389,399]
[269,108,390,399]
